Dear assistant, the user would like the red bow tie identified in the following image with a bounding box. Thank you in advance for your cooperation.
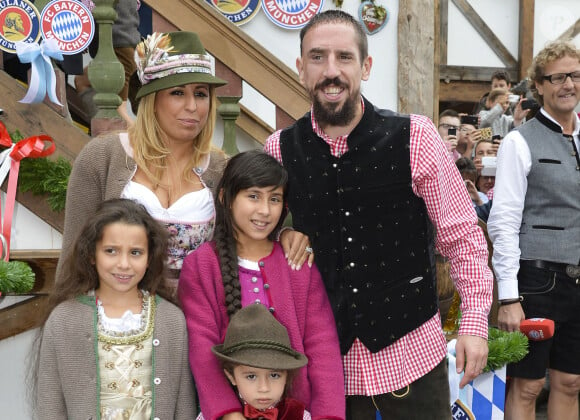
[243,403,278,420]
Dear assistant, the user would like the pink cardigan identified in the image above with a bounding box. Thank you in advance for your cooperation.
[178,242,345,420]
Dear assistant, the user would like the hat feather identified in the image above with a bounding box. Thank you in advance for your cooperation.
[135,33,174,83]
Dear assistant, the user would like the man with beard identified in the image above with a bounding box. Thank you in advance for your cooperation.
[264,10,493,419]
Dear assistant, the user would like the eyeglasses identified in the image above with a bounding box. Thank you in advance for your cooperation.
[541,71,580,85]
[439,123,459,130]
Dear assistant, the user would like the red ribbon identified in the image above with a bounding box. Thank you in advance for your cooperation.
[243,404,279,420]
[0,121,55,260]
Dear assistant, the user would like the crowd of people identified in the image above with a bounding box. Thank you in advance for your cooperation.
[24,8,580,420]
[437,69,537,222]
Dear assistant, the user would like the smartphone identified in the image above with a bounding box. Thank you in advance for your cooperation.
[460,115,478,126]
[481,156,497,177]
[492,135,501,144]
[448,128,457,136]
[521,99,538,110]
[508,94,520,104]
[480,127,493,141]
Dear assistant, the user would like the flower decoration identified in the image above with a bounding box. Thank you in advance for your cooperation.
[135,33,174,84]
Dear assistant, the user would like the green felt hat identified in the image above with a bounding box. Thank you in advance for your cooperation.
[212,304,308,370]
[135,31,227,99]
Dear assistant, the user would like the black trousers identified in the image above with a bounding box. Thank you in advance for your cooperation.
[346,359,452,420]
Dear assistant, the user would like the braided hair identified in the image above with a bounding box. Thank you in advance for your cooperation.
[213,150,288,318]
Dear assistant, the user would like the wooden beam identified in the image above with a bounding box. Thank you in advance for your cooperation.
[237,104,274,145]
[557,18,580,41]
[0,295,50,340]
[451,0,517,68]
[398,0,436,118]
[434,0,441,117]
[0,71,89,162]
[439,80,489,103]
[439,0,448,66]
[440,65,518,82]
[518,0,534,80]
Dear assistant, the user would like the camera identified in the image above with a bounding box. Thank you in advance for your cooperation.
[448,128,457,136]
[521,99,538,110]
[460,115,478,127]
[481,156,497,177]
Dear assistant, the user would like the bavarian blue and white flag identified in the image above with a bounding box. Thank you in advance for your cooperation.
[448,339,506,420]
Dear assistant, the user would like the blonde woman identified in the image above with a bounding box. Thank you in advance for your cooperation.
[58,32,310,292]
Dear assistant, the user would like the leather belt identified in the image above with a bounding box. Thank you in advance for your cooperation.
[521,259,580,279]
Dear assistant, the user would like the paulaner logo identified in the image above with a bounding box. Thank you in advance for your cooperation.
[206,0,261,26]
[0,0,41,53]
[40,0,94,55]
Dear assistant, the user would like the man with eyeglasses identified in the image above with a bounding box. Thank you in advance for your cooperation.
[437,109,461,160]
[488,40,580,420]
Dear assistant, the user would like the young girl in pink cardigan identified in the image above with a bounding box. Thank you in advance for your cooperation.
[178,151,345,420]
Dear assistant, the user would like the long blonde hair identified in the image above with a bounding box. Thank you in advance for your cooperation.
[127,86,218,186]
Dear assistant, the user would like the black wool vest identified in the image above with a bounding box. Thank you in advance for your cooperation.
[280,99,438,353]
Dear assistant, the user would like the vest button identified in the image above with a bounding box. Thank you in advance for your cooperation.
[345,211,350,216]
[350,262,355,267]
[352,288,359,293]
[347,237,353,242]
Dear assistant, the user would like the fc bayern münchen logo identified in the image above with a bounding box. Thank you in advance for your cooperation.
[262,0,323,30]
[206,0,261,26]
[40,0,94,55]
[0,0,41,53]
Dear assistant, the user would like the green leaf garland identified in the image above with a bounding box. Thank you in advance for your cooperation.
[485,327,528,372]
[4,129,71,212]
[0,260,35,294]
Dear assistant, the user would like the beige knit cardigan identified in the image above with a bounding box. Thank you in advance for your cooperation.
[35,295,196,419]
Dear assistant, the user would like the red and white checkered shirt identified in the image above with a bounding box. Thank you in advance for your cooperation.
[264,103,493,396]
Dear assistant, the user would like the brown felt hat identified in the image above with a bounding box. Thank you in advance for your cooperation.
[212,304,308,370]
[134,31,226,99]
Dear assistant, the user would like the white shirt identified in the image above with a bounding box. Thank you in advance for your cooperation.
[487,109,580,300]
